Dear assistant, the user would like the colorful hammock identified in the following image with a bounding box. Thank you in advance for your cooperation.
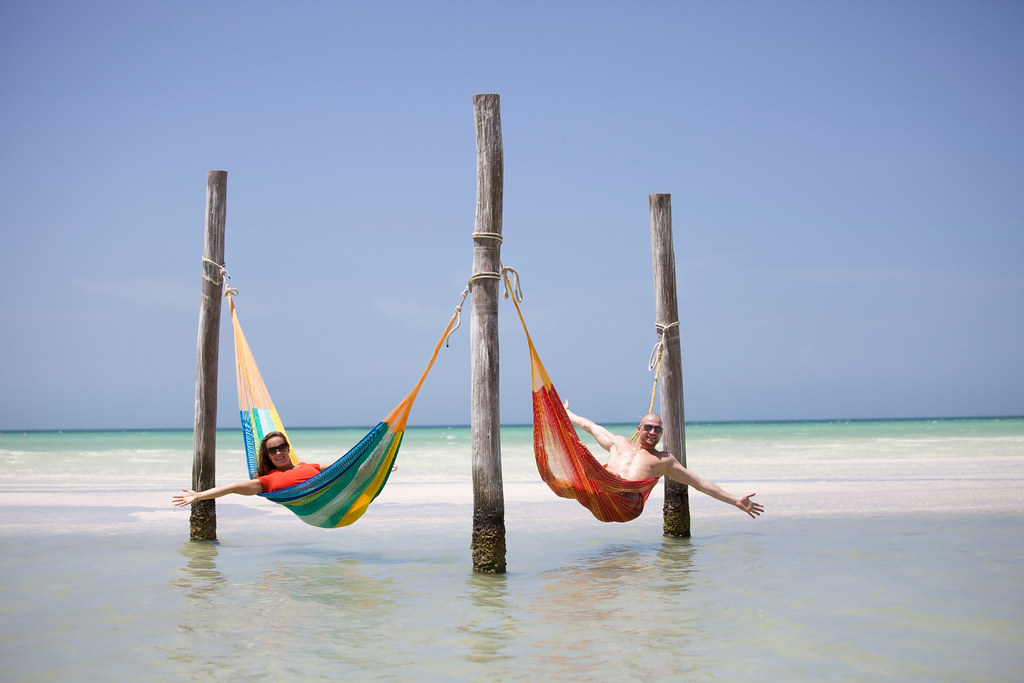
[504,272,658,523]
[229,293,459,528]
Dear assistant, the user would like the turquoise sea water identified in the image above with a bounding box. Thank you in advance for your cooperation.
[5,416,1022,483]
[1,418,1023,681]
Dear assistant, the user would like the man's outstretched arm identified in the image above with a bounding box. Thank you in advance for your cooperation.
[663,459,764,518]
[562,400,619,452]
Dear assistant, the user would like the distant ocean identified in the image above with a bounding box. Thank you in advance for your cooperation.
[1,417,1022,680]
[5,416,1023,486]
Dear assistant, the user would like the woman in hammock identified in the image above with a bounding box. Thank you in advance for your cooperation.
[563,401,764,519]
[172,432,321,506]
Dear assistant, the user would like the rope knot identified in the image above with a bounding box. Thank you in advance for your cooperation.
[201,257,235,296]
[500,265,522,302]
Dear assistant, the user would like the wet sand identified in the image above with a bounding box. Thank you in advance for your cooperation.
[2,452,1021,536]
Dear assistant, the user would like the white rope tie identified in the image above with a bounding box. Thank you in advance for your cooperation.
[471,231,504,244]
[648,321,679,371]
[201,257,229,283]
[446,287,471,347]
[500,265,522,302]
[201,257,237,298]
[466,271,502,287]
[455,264,522,344]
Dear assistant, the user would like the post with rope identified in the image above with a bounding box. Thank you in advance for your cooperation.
[649,193,690,537]
[191,170,227,541]
[470,94,507,573]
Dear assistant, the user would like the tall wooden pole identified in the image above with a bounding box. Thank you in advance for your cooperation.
[649,193,690,537]
[470,94,506,573]
[191,170,227,541]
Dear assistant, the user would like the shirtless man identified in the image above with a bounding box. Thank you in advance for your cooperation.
[563,401,764,519]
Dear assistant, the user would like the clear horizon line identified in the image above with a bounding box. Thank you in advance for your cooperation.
[3,414,1022,434]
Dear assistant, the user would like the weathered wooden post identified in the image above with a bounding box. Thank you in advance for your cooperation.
[190,170,228,541]
[470,94,507,572]
[649,193,690,537]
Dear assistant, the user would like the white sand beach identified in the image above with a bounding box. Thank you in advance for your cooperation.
[2,452,1021,536]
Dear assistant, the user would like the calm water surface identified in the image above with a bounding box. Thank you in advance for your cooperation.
[2,512,1021,681]
[1,419,1022,680]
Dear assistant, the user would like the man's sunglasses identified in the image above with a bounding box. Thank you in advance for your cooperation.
[639,424,663,434]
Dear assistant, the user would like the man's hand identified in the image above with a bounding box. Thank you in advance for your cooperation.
[736,493,764,519]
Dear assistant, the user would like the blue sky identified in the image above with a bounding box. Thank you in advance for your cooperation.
[1,1,1021,430]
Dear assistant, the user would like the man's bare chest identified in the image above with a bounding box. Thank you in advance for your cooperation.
[612,446,668,479]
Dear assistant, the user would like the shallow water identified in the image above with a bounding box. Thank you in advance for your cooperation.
[1,419,1022,680]
[2,511,1021,681]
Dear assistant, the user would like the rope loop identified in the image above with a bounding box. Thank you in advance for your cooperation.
[500,265,522,302]
[647,340,664,373]
[648,321,679,371]
[471,231,504,244]
[637,319,682,423]
[445,287,471,347]
[466,271,501,288]
[464,264,522,303]
[201,257,235,297]
[454,264,522,345]
[201,257,230,282]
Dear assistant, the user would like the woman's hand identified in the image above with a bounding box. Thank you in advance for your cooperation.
[172,489,200,507]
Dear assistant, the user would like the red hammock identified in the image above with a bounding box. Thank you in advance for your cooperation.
[508,275,658,523]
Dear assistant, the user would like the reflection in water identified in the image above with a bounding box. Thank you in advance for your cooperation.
[258,550,400,620]
[540,538,699,609]
[163,540,408,678]
[654,536,698,590]
[155,527,765,679]
[163,540,237,676]
[10,513,1003,681]
[537,545,650,617]
[457,572,518,664]
[172,540,225,600]
[523,537,704,677]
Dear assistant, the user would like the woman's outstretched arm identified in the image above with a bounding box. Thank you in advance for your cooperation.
[173,479,262,506]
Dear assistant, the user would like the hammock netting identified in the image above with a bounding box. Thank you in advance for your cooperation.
[509,283,658,523]
[230,296,454,528]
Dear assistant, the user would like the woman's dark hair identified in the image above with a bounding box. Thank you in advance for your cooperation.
[257,431,290,476]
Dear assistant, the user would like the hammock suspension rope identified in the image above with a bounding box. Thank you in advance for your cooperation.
[628,319,680,444]
[502,265,658,523]
[220,263,466,528]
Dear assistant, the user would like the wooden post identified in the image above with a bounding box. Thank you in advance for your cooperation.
[649,193,690,537]
[470,94,507,573]
[190,170,228,541]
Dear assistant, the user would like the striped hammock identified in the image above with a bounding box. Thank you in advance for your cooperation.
[506,276,658,523]
[229,295,456,528]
